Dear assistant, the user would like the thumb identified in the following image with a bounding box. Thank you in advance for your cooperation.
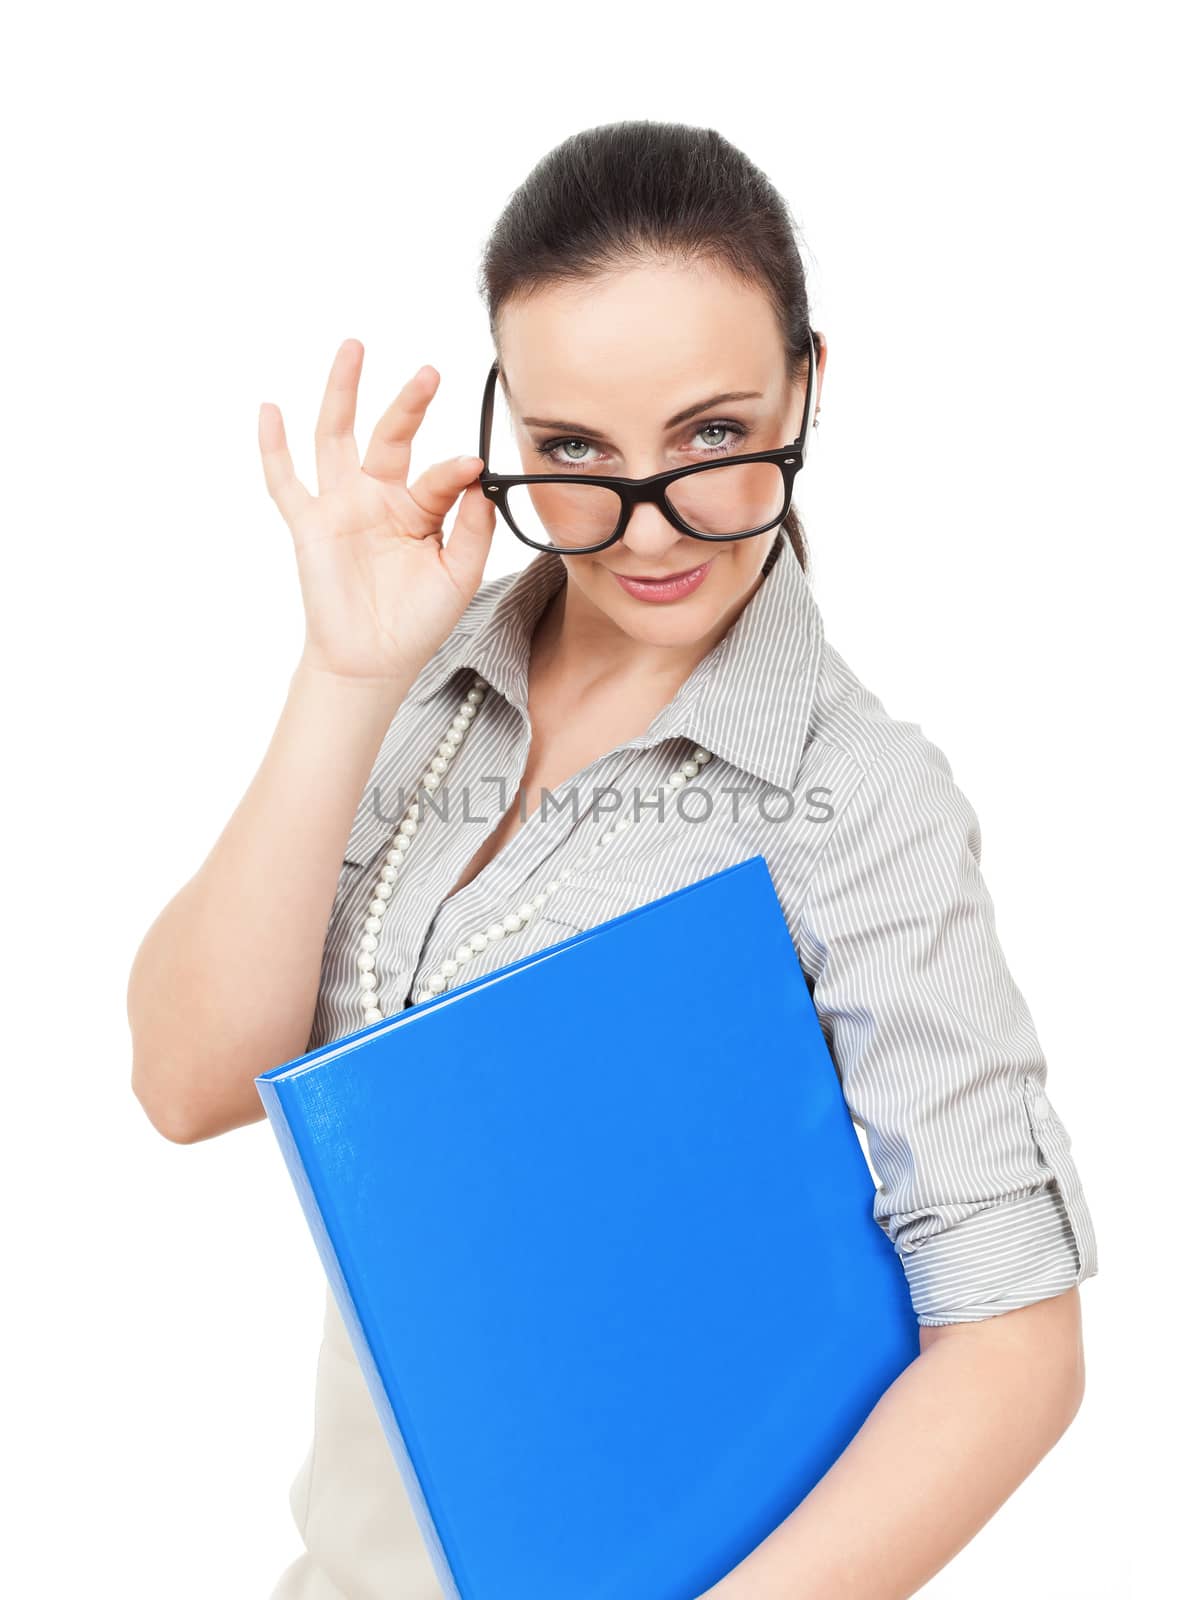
[441,474,498,597]
[407,454,487,530]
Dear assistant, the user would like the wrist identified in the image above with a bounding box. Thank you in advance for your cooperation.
[291,653,419,711]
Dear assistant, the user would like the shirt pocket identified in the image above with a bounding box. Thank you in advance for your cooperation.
[533,870,663,938]
[534,855,773,939]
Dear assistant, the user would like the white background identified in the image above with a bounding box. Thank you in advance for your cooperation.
[3,3,1192,1595]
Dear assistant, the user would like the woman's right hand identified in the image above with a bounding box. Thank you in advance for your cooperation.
[258,339,497,684]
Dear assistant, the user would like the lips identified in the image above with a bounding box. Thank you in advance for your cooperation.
[614,563,707,583]
[610,559,715,603]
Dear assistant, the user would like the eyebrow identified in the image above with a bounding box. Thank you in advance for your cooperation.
[521,389,765,435]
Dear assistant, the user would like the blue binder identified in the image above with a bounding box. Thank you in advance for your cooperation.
[256,853,920,1600]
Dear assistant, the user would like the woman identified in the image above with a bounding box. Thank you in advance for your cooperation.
[128,121,1098,1599]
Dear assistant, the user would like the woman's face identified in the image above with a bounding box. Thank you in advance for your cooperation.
[494,259,823,650]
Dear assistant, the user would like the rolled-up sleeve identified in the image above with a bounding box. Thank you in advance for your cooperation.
[794,735,1099,1326]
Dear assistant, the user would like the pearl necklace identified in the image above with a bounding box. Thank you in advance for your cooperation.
[355,674,713,1019]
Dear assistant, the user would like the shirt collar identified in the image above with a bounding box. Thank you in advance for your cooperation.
[407,530,825,793]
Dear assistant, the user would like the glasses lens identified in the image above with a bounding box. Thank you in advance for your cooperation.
[506,482,624,551]
[504,460,786,551]
[664,461,786,536]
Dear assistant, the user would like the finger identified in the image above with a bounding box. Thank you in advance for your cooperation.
[440,474,498,598]
[314,338,364,492]
[361,365,440,487]
[405,453,487,532]
[259,402,313,527]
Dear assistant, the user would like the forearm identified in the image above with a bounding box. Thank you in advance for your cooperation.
[128,655,419,1141]
[699,1290,1086,1600]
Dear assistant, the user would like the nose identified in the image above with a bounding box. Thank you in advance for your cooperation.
[616,499,697,558]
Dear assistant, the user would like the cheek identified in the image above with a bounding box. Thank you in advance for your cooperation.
[718,546,762,587]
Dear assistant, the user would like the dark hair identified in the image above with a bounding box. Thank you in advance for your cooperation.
[477,119,815,572]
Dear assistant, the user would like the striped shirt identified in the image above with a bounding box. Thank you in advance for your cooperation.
[270,529,1099,1600]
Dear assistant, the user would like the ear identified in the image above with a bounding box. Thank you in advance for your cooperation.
[813,330,828,422]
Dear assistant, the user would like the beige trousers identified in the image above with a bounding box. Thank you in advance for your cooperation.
[269,1285,446,1600]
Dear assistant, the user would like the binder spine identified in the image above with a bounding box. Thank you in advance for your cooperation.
[257,1079,463,1600]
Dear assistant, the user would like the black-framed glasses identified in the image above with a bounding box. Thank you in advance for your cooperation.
[476,329,821,555]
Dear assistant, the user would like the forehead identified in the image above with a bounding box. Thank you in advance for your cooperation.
[496,259,788,416]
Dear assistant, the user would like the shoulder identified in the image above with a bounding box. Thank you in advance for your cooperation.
[400,564,524,699]
[437,565,518,652]
[793,639,982,887]
[804,638,956,786]
[464,565,518,621]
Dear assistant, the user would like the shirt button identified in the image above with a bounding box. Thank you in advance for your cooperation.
[1031,1093,1051,1119]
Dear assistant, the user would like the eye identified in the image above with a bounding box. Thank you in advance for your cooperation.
[693,422,747,454]
[534,437,596,468]
[533,420,751,472]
